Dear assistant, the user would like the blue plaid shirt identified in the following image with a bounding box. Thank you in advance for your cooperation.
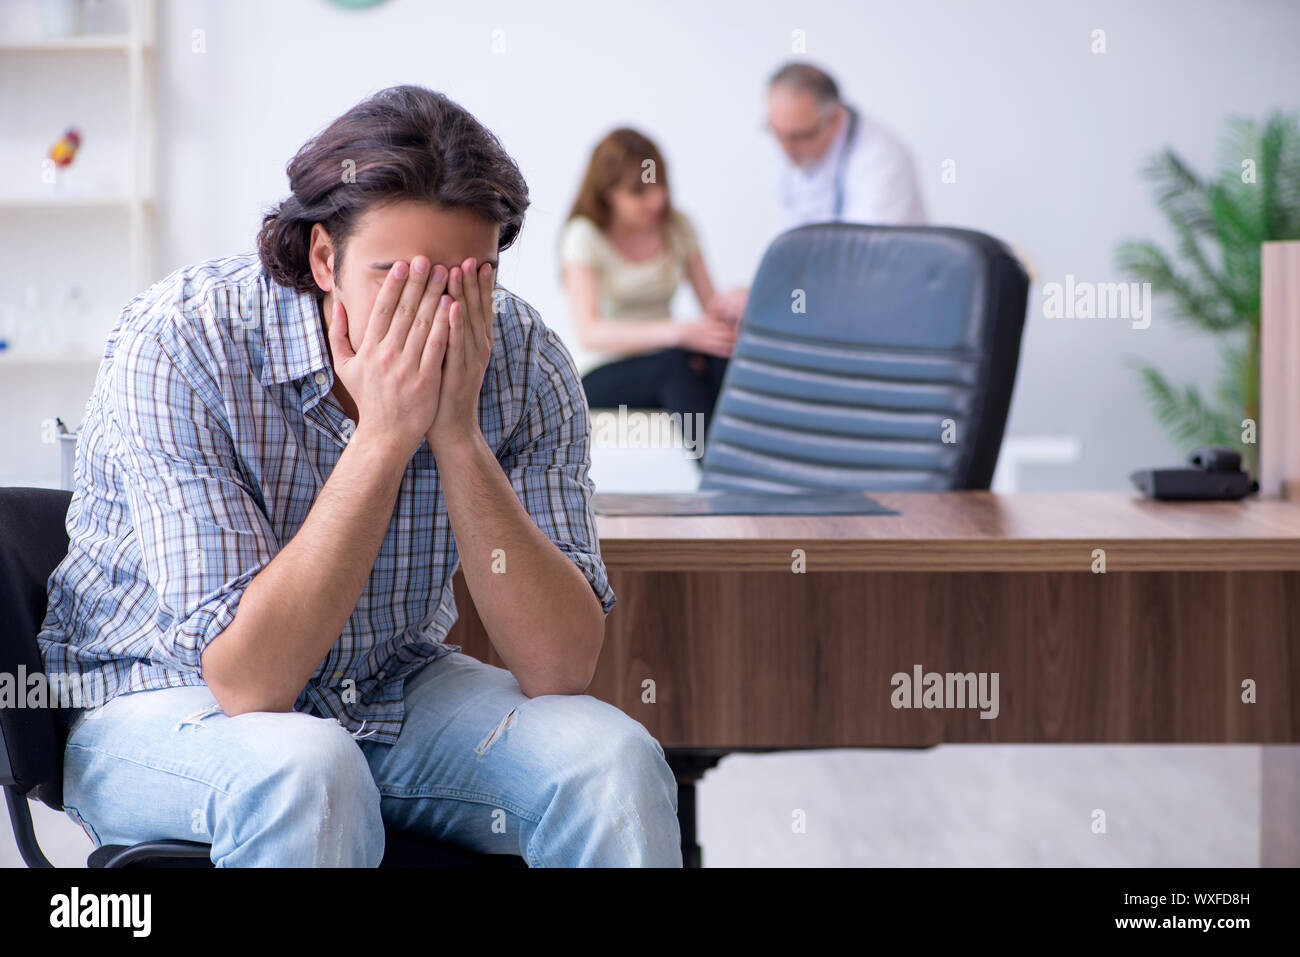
[37,251,615,745]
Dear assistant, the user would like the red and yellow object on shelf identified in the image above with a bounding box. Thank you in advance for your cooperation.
[49,128,82,168]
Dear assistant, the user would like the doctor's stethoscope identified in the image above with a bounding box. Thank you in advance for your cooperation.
[831,104,860,220]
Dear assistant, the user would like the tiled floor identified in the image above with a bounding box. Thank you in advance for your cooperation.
[695,745,1260,867]
[1,744,1263,867]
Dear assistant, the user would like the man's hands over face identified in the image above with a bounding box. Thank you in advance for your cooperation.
[328,257,452,460]
[426,257,496,455]
[326,254,495,461]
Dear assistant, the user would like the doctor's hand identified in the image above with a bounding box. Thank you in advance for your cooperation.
[426,257,495,456]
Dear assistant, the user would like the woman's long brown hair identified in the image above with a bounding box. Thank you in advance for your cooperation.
[563,128,677,240]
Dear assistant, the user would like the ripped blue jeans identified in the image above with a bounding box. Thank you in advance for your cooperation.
[60,651,682,867]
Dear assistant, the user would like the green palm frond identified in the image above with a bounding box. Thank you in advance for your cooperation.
[1140,149,1214,233]
[1114,239,1240,333]
[1117,111,1300,475]
[1223,113,1300,239]
[1131,362,1238,450]
[1214,340,1252,416]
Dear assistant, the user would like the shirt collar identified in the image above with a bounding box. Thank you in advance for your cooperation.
[260,279,332,388]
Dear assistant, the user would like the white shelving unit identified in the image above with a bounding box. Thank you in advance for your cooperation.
[0,0,157,365]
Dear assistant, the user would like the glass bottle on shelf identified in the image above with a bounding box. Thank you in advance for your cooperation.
[0,302,16,355]
[59,284,90,354]
[24,282,56,355]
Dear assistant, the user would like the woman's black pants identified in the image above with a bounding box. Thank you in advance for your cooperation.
[581,348,729,464]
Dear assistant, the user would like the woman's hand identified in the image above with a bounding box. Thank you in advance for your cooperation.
[427,257,496,455]
[679,316,739,358]
[706,286,748,326]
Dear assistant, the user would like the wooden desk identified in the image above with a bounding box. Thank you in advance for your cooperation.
[448,491,1300,861]
[453,491,1299,743]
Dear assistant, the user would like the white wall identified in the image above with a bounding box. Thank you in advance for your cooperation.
[3,0,1298,490]
[1,0,1293,871]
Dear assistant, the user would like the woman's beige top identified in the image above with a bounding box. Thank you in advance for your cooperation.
[558,208,700,378]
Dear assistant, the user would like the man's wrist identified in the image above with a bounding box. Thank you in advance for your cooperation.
[347,426,413,476]
[429,424,486,461]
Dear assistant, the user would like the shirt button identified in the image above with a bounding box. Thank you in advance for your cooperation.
[314,372,327,386]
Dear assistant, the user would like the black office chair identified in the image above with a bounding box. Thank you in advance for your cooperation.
[0,485,526,868]
[699,223,1029,490]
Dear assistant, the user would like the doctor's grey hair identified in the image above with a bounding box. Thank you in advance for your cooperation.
[768,62,842,115]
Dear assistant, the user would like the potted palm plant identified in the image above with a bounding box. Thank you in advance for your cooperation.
[1116,111,1300,478]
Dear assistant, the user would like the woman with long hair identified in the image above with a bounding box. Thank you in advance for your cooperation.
[559,128,742,459]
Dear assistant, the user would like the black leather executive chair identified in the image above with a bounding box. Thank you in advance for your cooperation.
[699,223,1029,491]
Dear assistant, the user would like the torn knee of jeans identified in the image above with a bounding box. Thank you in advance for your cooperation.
[327,717,378,742]
[174,702,224,732]
[350,719,377,741]
[474,707,519,755]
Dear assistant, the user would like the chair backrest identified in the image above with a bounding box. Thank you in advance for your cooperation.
[0,486,73,810]
[699,223,1029,491]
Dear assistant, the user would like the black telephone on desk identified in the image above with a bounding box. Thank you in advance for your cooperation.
[1130,445,1259,501]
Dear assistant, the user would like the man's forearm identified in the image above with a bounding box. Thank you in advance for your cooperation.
[434,429,604,697]
[200,429,408,715]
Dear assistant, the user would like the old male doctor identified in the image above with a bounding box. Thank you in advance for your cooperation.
[709,61,928,324]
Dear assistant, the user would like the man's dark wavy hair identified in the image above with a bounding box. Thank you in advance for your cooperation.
[257,85,530,293]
